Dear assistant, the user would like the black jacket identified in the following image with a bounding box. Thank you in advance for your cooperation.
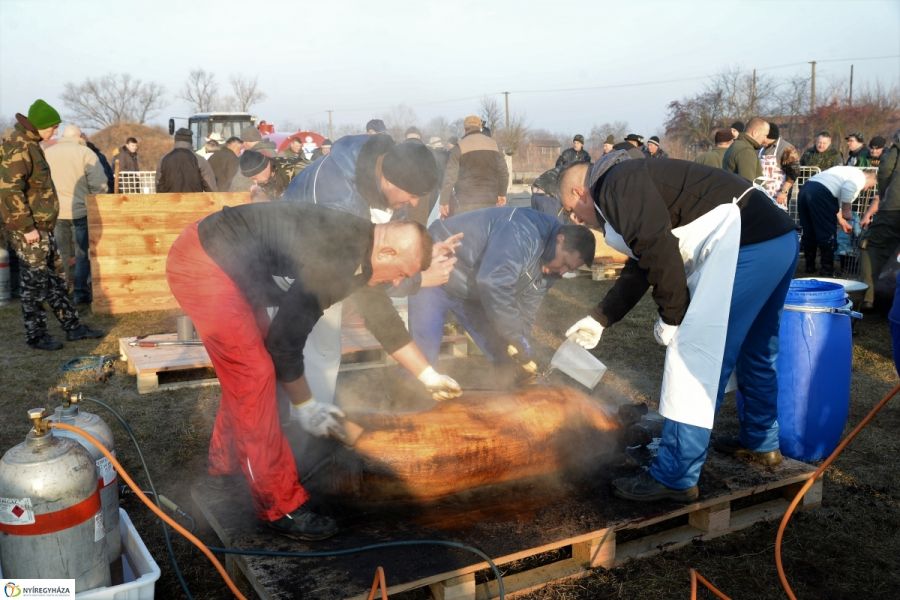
[590,158,797,327]
[555,147,592,169]
[199,204,373,381]
[157,148,211,193]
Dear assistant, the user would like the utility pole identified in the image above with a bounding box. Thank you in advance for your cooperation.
[809,61,817,114]
[327,110,334,141]
[849,64,854,106]
[503,91,510,129]
[750,68,757,113]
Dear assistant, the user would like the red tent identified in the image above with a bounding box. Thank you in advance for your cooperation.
[267,131,326,154]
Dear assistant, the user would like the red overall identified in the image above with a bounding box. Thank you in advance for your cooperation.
[166,222,308,521]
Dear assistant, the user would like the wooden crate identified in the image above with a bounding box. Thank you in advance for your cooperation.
[190,452,821,600]
[86,192,250,315]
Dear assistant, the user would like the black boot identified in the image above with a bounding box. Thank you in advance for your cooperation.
[66,324,105,341]
[28,333,63,351]
[266,505,338,541]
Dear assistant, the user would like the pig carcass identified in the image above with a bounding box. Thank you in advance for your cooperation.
[295,386,625,504]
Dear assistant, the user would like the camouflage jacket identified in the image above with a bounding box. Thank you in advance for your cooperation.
[800,146,842,171]
[0,116,59,233]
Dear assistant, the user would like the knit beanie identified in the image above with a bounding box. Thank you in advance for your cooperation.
[767,123,780,140]
[27,99,61,130]
[382,142,438,195]
[714,129,733,144]
[239,150,270,177]
[174,127,193,143]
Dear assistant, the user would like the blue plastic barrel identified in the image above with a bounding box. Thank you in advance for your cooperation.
[776,279,853,461]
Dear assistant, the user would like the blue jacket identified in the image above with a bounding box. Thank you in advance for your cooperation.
[282,134,392,217]
[428,207,562,345]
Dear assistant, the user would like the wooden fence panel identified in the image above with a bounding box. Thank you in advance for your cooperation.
[87,192,251,315]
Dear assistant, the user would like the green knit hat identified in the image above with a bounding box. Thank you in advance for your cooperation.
[27,99,61,130]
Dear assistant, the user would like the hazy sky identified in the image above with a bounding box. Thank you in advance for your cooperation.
[1,0,898,137]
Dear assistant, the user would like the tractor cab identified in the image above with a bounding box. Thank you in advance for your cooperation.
[168,113,256,151]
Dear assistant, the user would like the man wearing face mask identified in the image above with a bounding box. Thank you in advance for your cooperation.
[167,203,433,539]
[557,153,797,503]
[281,134,463,409]
[408,207,595,381]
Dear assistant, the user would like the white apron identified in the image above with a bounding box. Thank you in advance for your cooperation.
[658,200,744,429]
[758,142,788,211]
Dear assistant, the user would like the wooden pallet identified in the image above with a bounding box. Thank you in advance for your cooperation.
[190,452,821,600]
[119,329,471,394]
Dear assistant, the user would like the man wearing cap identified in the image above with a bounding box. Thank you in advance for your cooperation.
[757,123,801,208]
[238,150,295,202]
[643,136,668,160]
[730,121,745,140]
[366,119,388,136]
[281,133,462,408]
[0,99,105,350]
[612,134,646,159]
[440,115,509,217]
[408,208,595,384]
[157,128,217,193]
[867,136,887,168]
[800,131,842,170]
[603,135,616,156]
[695,130,733,169]
[845,132,871,167]
[556,134,592,169]
[209,136,242,193]
[859,130,900,310]
[723,117,768,184]
[311,138,332,161]
[45,124,109,305]
[229,126,278,192]
[197,132,224,160]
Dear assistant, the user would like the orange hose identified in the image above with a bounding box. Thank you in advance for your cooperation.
[689,568,732,600]
[50,421,247,600]
[775,382,900,599]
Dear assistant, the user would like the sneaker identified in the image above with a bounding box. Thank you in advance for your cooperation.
[27,333,63,351]
[712,436,783,467]
[66,324,105,341]
[612,470,699,503]
[265,505,338,541]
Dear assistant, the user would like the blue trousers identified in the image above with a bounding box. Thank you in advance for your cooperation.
[408,286,509,365]
[650,231,799,490]
[54,217,91,303]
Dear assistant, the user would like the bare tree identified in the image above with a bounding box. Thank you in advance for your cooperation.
[497,113,528,156]
[230,75,266,112]
[588,121,628,152]
[479,96,502,133]
[384,104,418,140]
[179,69,219,113]
[61,73,166,129]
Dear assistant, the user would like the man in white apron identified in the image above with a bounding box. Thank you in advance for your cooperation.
[558,154,799,502]
[757,123,801,209]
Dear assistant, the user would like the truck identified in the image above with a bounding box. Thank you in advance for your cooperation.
[168,113,256,152]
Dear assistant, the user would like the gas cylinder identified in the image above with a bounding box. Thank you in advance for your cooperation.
[0,245,10,305]
[48,387,121,563]
[0,408,110,592]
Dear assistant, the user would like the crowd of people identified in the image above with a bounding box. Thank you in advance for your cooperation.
[3,96,899,539]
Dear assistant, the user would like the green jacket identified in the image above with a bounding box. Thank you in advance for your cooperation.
[722,133,762,182]
[800,146,842,170]
[695,146,728,169]
[877,143,900,211]
[0,115,59,233]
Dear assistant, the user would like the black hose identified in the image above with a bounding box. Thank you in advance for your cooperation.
[83,396,194,600]
[208,540,505,599]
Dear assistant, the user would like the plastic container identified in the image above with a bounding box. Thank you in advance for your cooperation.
[76,510,161,600]
[796,276,868,310]
[775,279,855,461]
[550,338,607,389]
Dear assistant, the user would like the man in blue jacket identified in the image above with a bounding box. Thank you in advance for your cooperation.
[281,134,462,408]
[408,207,595,375]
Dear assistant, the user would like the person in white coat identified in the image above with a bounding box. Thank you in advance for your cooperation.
[558,153,799,502]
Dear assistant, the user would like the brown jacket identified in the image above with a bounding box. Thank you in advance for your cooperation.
[440,131,508,209]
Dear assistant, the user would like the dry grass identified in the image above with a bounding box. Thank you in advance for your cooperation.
[1,273,898,599]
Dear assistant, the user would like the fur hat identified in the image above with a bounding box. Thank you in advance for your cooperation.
[27,99,61,130]
[174,128,193,143]
[714,129,733,144]
[730,121,745,133]
[463,115,482,131]
[61,124,82,139]
[573,134,585,143]
[624,133,643,144]
[604,134,615,145]
[382,142,438,195]
[240,126,262,142]
[869,136,886,149]
[239,150,270,177]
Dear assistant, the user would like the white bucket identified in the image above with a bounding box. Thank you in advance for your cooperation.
[550,338,607,390]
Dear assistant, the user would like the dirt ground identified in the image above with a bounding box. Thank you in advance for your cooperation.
[0,273,898,599]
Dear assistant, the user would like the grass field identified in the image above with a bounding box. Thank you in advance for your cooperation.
[0,273,897,599]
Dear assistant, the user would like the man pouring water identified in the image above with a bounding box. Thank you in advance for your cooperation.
[557,153,798,502]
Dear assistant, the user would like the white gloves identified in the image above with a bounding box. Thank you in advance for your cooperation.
[653,318,678,346]
[290,400,346,438]
[417,366,462,401]
[565,316,605,350]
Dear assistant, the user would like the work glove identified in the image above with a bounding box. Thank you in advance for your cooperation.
[417,366,462,401]
[565,316,605,350]
[506,341,539,377]
[653,318,679,347]
[290,400,346,438]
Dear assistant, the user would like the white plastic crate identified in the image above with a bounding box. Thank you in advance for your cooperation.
[77,509,161,600]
